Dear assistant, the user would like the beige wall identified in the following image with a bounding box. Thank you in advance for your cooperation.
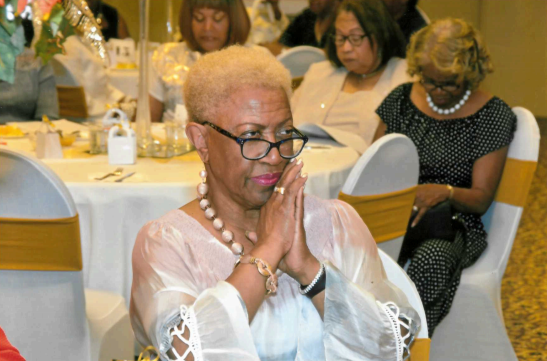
[105,0,547,117]
[420,0,547,117]
[104,0,184,44]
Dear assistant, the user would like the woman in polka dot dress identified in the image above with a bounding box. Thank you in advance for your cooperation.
[374,18,516,336]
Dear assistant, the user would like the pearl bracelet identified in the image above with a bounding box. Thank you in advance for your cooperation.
[236,255,278,295]
[299,263,325,296]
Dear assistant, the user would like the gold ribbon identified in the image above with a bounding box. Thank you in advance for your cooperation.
[409,338,430,361]
[137,346,159,361]
[0,215,82,271]
[112,346,159,361]
[338,186,417,243]
[494,158,537,207]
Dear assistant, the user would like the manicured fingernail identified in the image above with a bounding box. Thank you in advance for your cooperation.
[301,173,308,178]
[290,158,296,163]
[296,159,302,165]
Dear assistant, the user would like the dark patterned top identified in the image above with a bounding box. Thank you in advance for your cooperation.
[376,83,516,259]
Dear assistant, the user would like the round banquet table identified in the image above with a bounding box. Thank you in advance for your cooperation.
[2,121,359,303]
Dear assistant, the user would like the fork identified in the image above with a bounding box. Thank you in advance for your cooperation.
[114,171,136,183]
[94,167,123,181]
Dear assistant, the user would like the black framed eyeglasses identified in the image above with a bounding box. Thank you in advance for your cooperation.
[332,33,368,47]
[202,121,309,161]
[420,77,461,92]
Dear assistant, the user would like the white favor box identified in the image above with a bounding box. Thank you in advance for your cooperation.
[36,132,63,159]
[108,126,136,165]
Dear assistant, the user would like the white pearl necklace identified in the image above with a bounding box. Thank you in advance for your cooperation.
[197,169,244,256]
[426,89,471,115]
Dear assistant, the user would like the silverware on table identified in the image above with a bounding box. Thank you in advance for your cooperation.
[94,167,123,180]
[114,172,136,183]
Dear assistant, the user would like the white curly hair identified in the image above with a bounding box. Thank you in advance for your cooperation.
[183,45,292,122]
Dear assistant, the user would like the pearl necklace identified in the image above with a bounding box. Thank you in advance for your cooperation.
[197,169,244,256]
[426,89,471,115]
[354,64,384,81]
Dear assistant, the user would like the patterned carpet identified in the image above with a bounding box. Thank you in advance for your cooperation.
[501,118,547,360]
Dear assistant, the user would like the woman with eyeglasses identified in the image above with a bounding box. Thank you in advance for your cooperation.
[291,0,412,151]
[130,46,420,360]
[374,18,516,336]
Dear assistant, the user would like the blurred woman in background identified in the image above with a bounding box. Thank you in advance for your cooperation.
[0,19,58,123]
[292,0,412,151]
[374,18,516,336]
[149,0,252,122]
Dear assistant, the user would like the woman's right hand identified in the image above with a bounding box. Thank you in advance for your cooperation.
[250,158,307,269]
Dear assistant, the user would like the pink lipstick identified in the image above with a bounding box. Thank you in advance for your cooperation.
[251,172,282,186]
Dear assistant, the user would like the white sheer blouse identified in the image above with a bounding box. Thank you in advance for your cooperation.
[130,195,420,360]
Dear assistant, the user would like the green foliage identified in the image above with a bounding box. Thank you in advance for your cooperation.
[0,0,24,83]
[34,3,75,64]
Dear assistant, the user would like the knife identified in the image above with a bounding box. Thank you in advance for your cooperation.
[114,172,136,183]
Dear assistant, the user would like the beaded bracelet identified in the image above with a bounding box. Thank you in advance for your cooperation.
[299,263,326,298]
[236,255,278,295]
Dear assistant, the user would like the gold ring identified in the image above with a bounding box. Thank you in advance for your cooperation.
[274,186,285,195]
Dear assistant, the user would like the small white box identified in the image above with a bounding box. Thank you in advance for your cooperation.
[108,126,136,165]
[36,132,63,159]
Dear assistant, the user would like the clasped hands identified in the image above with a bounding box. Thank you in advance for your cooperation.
[246,158,321,286]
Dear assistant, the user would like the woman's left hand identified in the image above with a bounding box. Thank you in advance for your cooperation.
[246,173,320,285]
[412,184,450,227]
[278,184,320,285]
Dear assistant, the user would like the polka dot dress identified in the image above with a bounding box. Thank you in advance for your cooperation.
[376,82,516,336]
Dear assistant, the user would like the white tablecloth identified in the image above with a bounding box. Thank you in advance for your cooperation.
[3,122,359,302]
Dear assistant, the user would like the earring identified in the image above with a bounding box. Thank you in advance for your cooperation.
[197,168,208,199]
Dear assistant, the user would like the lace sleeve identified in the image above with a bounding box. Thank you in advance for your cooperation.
[161,306,202,361]
[319,200,421,361]
[130,218,260,361]
[378,301,417,361]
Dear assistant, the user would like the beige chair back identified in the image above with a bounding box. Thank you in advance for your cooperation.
[57,85,89,119]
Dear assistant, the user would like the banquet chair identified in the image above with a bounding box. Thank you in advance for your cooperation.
[57,85,89,119]
[338,134,419,260]
[379,250,429,360]
[0,147,134,361]
[276,45,326,78]
[50,58,89,120]
[430,107,540,361]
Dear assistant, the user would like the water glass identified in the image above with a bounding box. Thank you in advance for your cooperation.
[165,122,190,156]
[89,125,109,154]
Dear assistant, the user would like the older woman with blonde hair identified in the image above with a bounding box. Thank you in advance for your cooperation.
[374,18,516,336]
[149,0,255,122]
[131,45,420,360]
